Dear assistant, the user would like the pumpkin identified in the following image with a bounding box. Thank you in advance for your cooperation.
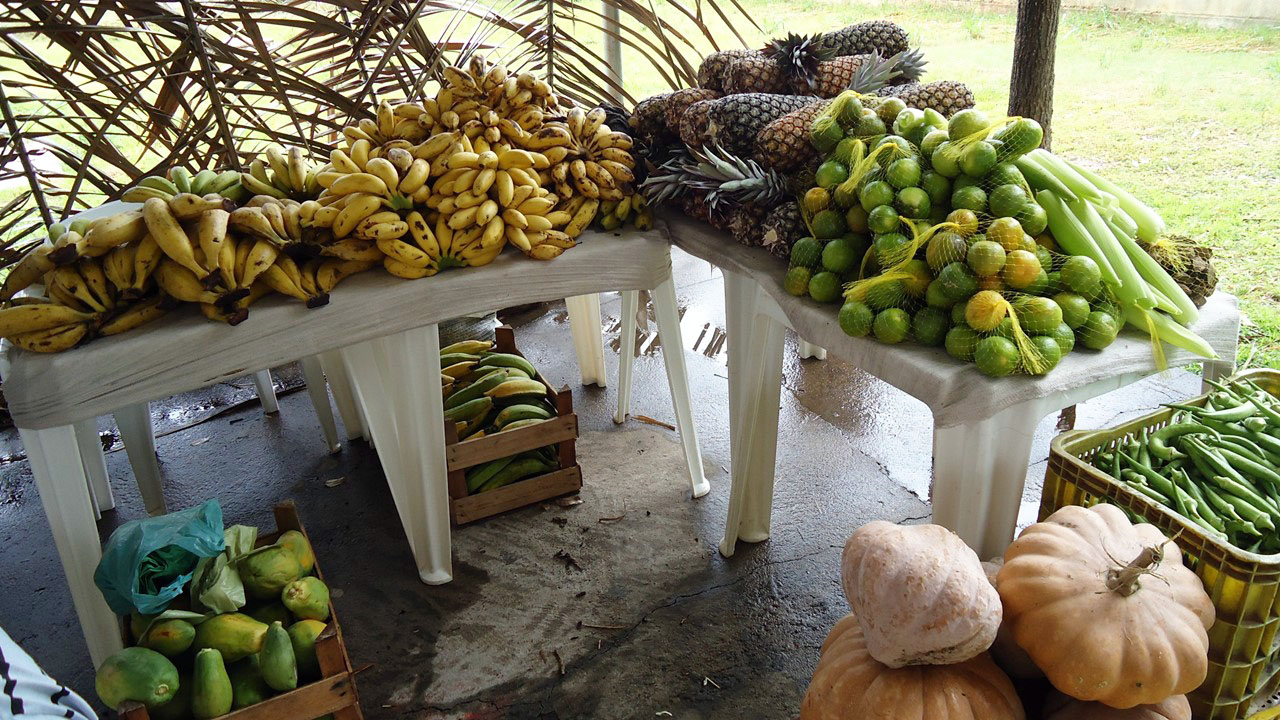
[841,521,1001,667]
[1042,690,1191,720]
[981,558,1042,679]
[998,504,1214,708]
[800,614,1026,720]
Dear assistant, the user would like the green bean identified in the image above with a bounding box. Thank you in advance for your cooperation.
[1186,438,1253,487]
[1217,446,1280,492]
[1124,476,1171,505]
[1225,520,1263,539]
[1200,417,1280,456]
[1209,436,1280,472]
[1203,472,1278,520]
[1245,417,1270,434]
[1211,485,1277,531]
[1149,422,1209,460]
[1172,469,1226,531]
[1119,451,1178,499]
[1245,393,1280,427]
[1137,428,1152,467]
[1200,483,1248,525]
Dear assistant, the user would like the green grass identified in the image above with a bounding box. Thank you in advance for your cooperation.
[615,0,1280,367]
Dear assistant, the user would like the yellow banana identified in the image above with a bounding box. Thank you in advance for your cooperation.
[217,232,239,290]
[82,210,147,253]
[155,259,220,303]
[536,230,577,249]
[197,208,229,274]
[78,259,115,310]
[99,296,168,336]
[103,243,136,292]
[142,197,208,279]
[472,168,496,195]
[505,224,532,252]
[383,256,436,279]
[365,157,401,195]
[132,234,165,292]
[564,198,599,237]
[332,194,384,238]
[376,236,434,268]
[8,322,89,353]
[330,149,361,174]
[168,192,224,221]
[582,107,607,138]
[322,237,383,262]
[330,173,388,197]
[287,147,308,192]
[528,243,566,260]
[240,239,280,289]
[0,244,55,301]
[316,258,377,293]
[0,303,95,337]
[261,263,310,301]
[398,159,431,194]
[349,138,371,169]
[48,266,106,312]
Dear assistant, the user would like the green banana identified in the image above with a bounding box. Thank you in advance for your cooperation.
[499,418,548,432]
[477,454,552,493]
[140,175,180,196]
[466,456,516,493]
[439,352,481,368]
[207,170,242,194]
[457,410,492,439]
[68,218,92,236]
[495,403,553,428]
[190,169,218,195]
[474,352,537,378]
[444,368,510,410]
[444,396,493,423]
[440,339,494,355]
[169,167,193,193]
[46,222,66,241]
[485,377,550,404]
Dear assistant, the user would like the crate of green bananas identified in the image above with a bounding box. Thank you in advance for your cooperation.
[441,326,580,525]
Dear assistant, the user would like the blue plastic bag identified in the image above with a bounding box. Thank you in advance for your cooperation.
[94,499,227,616]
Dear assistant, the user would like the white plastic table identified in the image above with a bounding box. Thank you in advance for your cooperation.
[1,228,709,667]
[661,213,1240,561]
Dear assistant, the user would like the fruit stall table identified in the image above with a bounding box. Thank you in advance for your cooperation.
[659,213,1241,561]
[0,227,708,669]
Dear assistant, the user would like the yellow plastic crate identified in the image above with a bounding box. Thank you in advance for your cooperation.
[1043,369,1280,720]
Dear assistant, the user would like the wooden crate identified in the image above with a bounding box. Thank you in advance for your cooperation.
[445,326,581,525]
[117,501,362,720]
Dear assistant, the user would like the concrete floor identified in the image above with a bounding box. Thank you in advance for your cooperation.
[0,247,1203,719]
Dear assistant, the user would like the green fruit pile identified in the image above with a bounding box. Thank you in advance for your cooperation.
[788,98,1121,377]
[97,530,335,718]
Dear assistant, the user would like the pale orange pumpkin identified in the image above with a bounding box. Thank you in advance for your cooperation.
[981,558,1042,679]
[842,521,1001,667]
[800,614,1026,720]
[998,504,1214,708]
[1042,690,1191,720]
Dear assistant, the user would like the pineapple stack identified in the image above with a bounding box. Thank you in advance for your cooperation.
[633,18,975,250]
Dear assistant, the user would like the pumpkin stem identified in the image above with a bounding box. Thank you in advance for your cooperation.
[1105,543,1164,596]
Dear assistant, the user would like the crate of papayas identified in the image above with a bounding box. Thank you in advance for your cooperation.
[95,502,362,719]
[441,326,581,525]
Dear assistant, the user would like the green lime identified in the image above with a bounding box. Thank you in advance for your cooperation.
[951,185,987,214]
[892,108,925,137]
[783,266,811,296]
[812,209,847,239]
[948,108,990,141]
[860,180,895,211]
[920,172,950,206]
[1002,249,1042,290]
[1061,255,1103,296]
[988,184,1029,218]
[927,279,957,309]
[975,336,1020,377]
[991,316,1017,339]
[937,262,978,303]
[1024,269,1051,296]
[836,97,865,126]
[1054,293,1091,329]
[953,174,981,192]
[920,129,949,159]
[886,158,922,189]
[873,308,911,344]
[845,206,869,233]
[1024,335,1063,375]
[987,163,1025,187]
[822,237,862,274]
[923,108,947,130]
[839,301,875,337]
[789,236,823,268]
[1034,245,1054,273]
[960,141,998,177]
[931,142,961,178]
[946,209,980,236]
[926,231,969,271]
[833,182,860,210]
[913,307,950,346]
[833,137,862,165]
[855,114,887,137]
[815,159,850,189]
[966,240,1007,277]
[1018,202,1049,236]
[901,259,932,297]
[1044,270,1064,295]
[1080,310,1120,350]
[1051,322,1077,355]
[876,98,908,124]
[929,206,949,225]
[873,232,912,266]
[867,205,900,234]
[810,118,844,153]
[951,302,969,326]
[1014,295,1063,334]
[864,280,905,311]
[808,271,843,304]
[895,187,931,219]
[875,136,914,167]
[945,326,980,361]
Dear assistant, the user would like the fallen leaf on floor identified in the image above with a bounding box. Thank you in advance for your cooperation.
[554,550,582,572]
[554,495,583,507]
[597,513,625,523]
[656,712,673,717]
[633,415,675,431]
[703,676,720,689]
[550,517,568,527]
[324,476,346,487]
[553,648,565,675]
[191,437,210,446]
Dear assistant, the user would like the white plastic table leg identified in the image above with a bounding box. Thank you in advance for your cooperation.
[114,402,166,516]
[73,418,114,517]
[651,275,711,499]
[251,369,279,414]
[565,293,607,387]
[798,340,827,360]
[614,290,641,424]
[931,401,1044,559]
[20,424,123,667]
[318,351,364,442]
[301,356,341,454]
[1203,358,1237,392]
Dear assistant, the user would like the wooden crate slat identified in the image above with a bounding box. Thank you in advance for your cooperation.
[446,414,577,471]
[450,466,582,525]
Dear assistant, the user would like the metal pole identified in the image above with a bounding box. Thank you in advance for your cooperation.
[601,2,623,104]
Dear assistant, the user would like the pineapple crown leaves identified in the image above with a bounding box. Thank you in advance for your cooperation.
[846,51,906,94]
[641,143,788,210]
[762,33,835,91]
[896,48,928,83]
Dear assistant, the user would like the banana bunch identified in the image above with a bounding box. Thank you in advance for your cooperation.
[256,254,375,309]
[122,168,246,205]
[424,54,560,142]
[374,208,502,278]
[312,144,425,243]
[0,298,97,353]
[228,197,326,260]
[596,193,654,232]
[341,99,433,149]
[532,107,637,204]
[0,220,83,301]
[240,146,323,201]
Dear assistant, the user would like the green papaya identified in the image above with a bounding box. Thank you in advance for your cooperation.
[228,655,272,710]
[248,602,293,628]
[287,620,326,680]
[276,530,316,575]
[191,648,233,719]
[129,611,154,642]
[147,671,190,720]
[96,647,180,710]
[281,577,331,621]
[139,618,196,657]
[260,621,298,692]
[238,545,303,600]
[193,613,269,662]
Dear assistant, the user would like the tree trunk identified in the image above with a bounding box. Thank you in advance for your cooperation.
[1008,0,1062,150]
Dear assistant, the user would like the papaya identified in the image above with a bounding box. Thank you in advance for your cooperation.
[287,619,326,680]
[139,618,196,657]
[191,648,233,719]
[260,621,298,692]
[96,647,180,710]
[193,613,269,662]
[248,602,292,628]
[228,655,273,710]
[147,671,190,720]
[276,530,316,575]
[281,577,331,621]
[129,611,154,642]
[238,546,303,600]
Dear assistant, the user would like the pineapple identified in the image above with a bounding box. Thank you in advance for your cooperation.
[632,93,674,139]
[819,20,910,58]
[697,48,758,91]
[678,99,716,149]
[641,144,790,212]
[761,202,805,259]
[727,204,771,247]
[663,88,720,134]
[874,80,975,117]
[723,52,889,98]
[752,101,829,174]
[705,93,824,157]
